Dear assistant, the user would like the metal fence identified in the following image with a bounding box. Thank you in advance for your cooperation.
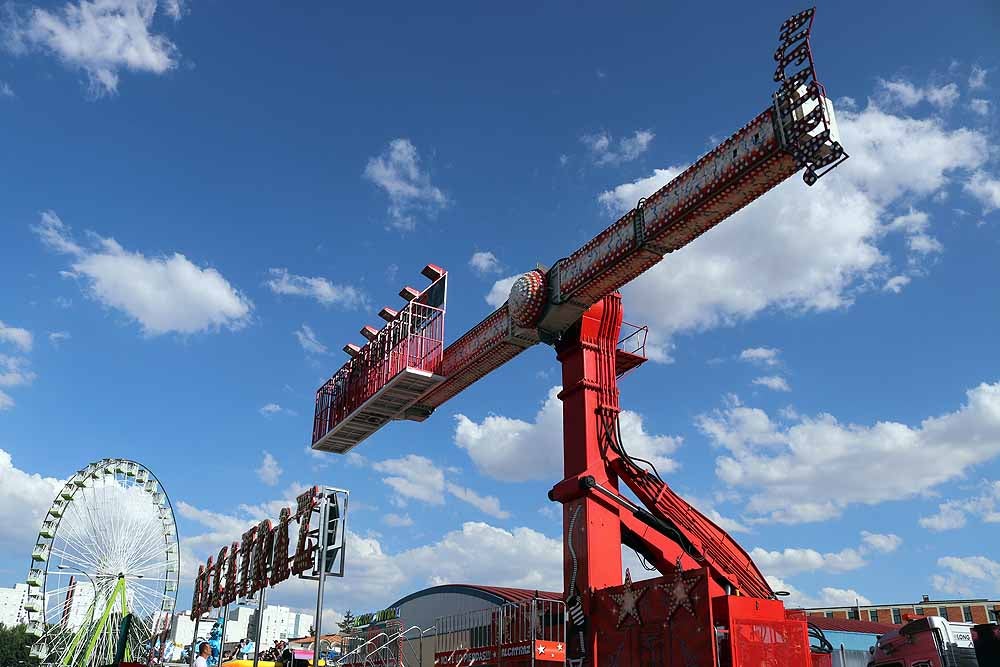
[435,598,566,667]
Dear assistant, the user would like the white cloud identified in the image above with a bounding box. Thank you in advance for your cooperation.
[445,483,511,519]
[0,450,63,552]
[965,171,1000,212]
[753,376,790,392]
[860,531,902,553]
[969,98,990,116]
[256,451,282,486]
[920,503,968,532]
[0,354,35,411]
[469,251,502,276]
[683,494,749,534]
[969,65,987,90]
[363,138,448,231]
[33,211,252,335]
[454,386,680,482]
[265,268,366,309]
[294,324,328,355]
[878,79,960,110]
[0,81,13,97]
[885,209,942,259]
[259,402,293,417]
[700,382,1000,524]
[538,505,559,520]
[933,556,1000,596]
[161,0,183,19]
[739,347,780,367]
[601,99,991,360]
[5,0,180,96]
[581,129,654,166]
[598,168,683,214]
[48,331,71,346]
[400,522,561,589]
[383,513,413,527]
[371,454,511,518]
[485,274,518,308]
[373,454,445,505]
[883,275,911,293]
[919,481,1000,531]
[0,321,33,351]
[0,354,36,388]
[750,546,866,578]
[768,575,872,609]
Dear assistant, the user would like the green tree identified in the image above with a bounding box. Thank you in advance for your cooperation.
[0,623,36,667]
[336,611,356,654]
[336,610,355,635]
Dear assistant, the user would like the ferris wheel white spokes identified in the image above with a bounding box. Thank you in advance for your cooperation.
[25,459,180,667]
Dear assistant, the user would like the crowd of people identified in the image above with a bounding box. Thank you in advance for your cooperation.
[216,638,289,663]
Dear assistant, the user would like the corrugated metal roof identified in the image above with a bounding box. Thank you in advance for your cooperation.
[808,616,899,634]
[461,585,562,603]
[391,584,561,608]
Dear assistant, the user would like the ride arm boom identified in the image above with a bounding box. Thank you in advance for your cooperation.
[415,88,841,413]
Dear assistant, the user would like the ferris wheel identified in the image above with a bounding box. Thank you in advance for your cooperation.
[24,458,180,667]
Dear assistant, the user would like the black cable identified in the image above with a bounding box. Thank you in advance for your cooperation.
[630,547,657,572]
[600,411,663,484]
[808,623,833,654]
[604,412,704,563]
[615,415,663,484]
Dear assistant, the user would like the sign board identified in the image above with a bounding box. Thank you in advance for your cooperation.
[191,486,348,617]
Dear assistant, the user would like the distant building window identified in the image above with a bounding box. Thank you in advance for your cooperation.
[991,609,998,623]
[848,608,859,620]
[963,606,974,622]
[869,610,879,622]
[915,607,924,615]
[825,612,834,618]
[892,608,902,624]
[941,608,950,621]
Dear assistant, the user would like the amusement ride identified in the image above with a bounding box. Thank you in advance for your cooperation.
[309,8,850,667]
[23,458,180,667]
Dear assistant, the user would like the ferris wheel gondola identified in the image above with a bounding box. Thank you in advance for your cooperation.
[24,458,180,667]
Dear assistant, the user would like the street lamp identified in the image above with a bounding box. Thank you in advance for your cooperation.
[57,564,98,588]
[56,564,99,606]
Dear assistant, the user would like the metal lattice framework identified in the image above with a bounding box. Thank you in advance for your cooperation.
[24,458,179,667]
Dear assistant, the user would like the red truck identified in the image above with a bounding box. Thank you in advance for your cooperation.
[868,615,999,666]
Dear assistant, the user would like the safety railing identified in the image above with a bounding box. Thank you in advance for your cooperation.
[617,321,647,358]
[336,624,437,667]
[434,598,566,667]
[313,300,445,445]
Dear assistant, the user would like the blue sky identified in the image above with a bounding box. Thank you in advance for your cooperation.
[2,0,1000,623]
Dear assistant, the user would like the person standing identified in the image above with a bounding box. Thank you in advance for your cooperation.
[195,642,211,667]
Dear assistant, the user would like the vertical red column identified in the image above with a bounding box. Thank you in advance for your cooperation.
[554,295,624,667]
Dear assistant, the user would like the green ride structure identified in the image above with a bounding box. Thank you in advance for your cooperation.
[24,459,180,667]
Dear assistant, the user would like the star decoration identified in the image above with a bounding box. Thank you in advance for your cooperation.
[556,645,563,652]
[658,557,702,620]
[537,646,546,655]
[610,568,648,628]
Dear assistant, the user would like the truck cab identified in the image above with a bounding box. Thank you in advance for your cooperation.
[868,616,999,667]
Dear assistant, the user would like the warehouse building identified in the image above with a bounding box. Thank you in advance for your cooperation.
[803,595,1000,625]
[337,584,562,667]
